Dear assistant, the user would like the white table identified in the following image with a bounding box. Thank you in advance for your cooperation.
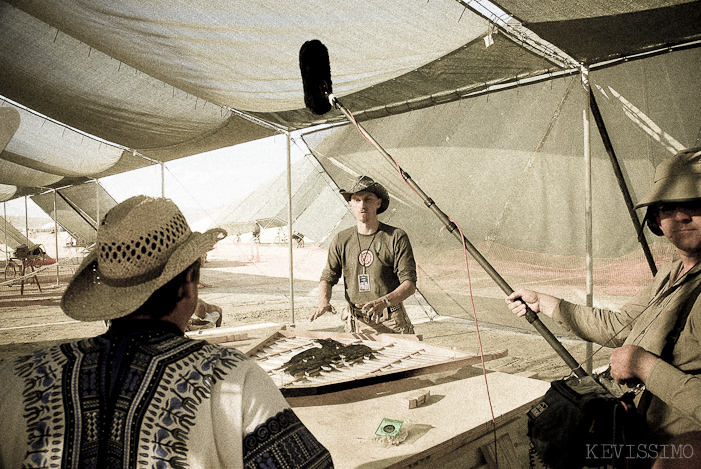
[292,371,550,468]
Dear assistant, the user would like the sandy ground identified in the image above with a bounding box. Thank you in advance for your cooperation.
[0,235,612,381]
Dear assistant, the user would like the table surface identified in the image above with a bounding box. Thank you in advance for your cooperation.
[292,370,550,469]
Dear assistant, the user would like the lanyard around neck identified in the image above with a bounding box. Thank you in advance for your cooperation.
[356,228,379,274]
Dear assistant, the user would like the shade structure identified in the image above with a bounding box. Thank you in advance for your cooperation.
[1,0,698,201]
[0,0,698,372]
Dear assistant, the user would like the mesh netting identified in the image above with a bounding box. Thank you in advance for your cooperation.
[302,49,700,336]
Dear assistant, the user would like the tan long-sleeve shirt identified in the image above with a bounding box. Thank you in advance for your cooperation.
[553,259,701,443]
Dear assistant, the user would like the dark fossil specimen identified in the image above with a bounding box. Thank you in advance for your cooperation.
[283,339,375,376]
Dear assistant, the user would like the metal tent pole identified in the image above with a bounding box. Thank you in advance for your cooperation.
[96,179,100,226]
[286,132,295,324]
[589,88,657,276]
[3,202,7,266]
[54,190,59,285]
[330,95,587,378]
[24,196,29,245]
[582,68,594,374]
[161,162,165,198]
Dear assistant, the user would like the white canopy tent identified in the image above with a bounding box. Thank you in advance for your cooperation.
[3,0,697,200]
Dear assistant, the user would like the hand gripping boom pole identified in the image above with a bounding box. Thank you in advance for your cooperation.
[329,94,587,378]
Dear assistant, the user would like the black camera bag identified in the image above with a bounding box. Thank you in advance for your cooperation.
[527,375,642,469]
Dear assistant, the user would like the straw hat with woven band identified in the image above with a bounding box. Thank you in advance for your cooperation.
[636,147,701,236]
[61,196,227,321]
[340,176,390,214]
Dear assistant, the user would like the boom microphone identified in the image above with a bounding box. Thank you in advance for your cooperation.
[299,39,334,115]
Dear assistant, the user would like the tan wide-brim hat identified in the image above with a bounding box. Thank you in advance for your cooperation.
[339,175,390,214]
[635,147,701,209]
[61,196,226,322]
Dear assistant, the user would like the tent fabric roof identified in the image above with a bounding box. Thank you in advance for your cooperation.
[510,1,701,64]
[1,0,700,201]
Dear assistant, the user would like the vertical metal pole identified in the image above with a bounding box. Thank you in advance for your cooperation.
[96,179,100,226]
[54,190,59,285]
[24,195,29,245]
[589,88,656,276]
[3,202,7,266]
[161,162,165,198]
[286,132,295,324]
[582,67,594,374]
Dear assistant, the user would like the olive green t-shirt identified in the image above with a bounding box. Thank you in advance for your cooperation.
[320,223,417,306]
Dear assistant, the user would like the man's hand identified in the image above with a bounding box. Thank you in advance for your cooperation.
[311,303,336,322]
[505,289,559,319]
[610,344,658,385]
[355,300,383,323]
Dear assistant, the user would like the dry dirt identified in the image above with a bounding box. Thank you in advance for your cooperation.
[0,238,612,381]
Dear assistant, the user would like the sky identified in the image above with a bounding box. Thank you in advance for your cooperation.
[3,133,308,225]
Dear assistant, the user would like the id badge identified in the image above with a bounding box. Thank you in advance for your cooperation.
[358,274,371,292]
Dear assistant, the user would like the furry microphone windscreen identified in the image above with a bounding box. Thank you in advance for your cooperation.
[299,39,333,115]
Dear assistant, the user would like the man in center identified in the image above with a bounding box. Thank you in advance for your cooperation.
[311,176,417,334]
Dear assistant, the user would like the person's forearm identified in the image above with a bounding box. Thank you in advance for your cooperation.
[318,281,333,307]
[535,292,560,318]
[382,280,416,307]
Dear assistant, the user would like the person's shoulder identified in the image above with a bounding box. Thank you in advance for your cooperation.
[333,225,357,242]
[0,339,85,378]
[379,223,408,238]
[654,258,683,279]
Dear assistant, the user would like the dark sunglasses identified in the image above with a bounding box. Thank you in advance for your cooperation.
[657,200,701,213]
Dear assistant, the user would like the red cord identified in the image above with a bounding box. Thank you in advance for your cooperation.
[450,216,498,431]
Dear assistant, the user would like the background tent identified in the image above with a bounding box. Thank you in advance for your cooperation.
[0,215,33,252]
[31,182,117,247]
[215,156,351,245]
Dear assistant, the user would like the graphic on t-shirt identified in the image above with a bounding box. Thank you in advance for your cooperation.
[359,249,374,267]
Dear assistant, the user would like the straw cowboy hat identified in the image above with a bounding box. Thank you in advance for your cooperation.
[340,176,390,214]
[61,196,226,321]
[636,147,701,236]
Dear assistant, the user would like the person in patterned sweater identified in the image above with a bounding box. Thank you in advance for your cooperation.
[0,195,333,469]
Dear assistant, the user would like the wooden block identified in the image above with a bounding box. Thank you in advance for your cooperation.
[479,433,519,469]
[403,389,431,409]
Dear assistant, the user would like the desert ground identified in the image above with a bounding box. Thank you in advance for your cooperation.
[0,232,612,380]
